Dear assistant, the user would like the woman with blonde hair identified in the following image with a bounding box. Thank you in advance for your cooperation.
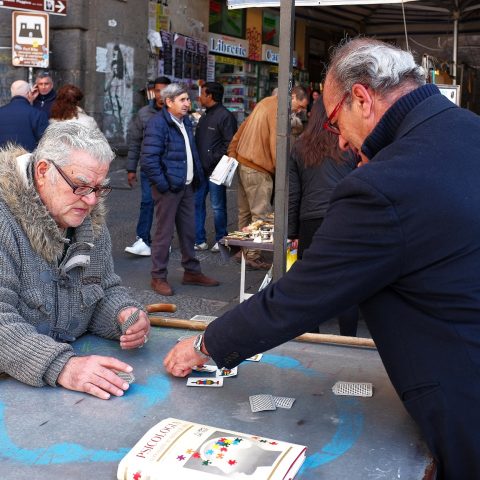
[50,84,98,129]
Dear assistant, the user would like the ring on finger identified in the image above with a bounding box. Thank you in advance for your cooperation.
[144,334,148,344]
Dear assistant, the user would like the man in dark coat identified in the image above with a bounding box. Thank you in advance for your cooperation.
[141,83,219,296]
[32,71,57,118]
[124,76,171,257]
[0,80,48,151]
[194,82,237,252]
[164,38,480,479]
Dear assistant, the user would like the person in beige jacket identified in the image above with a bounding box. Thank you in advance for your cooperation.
[228,86,308,269]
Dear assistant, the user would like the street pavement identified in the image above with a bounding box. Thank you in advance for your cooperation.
[106,157,370,337]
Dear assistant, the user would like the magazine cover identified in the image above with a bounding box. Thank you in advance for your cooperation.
[117,418,306,480]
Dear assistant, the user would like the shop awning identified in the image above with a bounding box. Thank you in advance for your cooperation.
[227,0,418,7]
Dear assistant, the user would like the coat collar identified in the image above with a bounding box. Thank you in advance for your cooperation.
[362,84,455,160]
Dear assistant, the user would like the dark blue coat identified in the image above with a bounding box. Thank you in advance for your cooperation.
[204,85,480,478]
[0,96,48,151]
[32,88,57,118]
[140,107,204,193]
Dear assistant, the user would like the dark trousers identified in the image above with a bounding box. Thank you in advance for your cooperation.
[299,218,359,337]
[136,170,154,245]
[151,184,201,279]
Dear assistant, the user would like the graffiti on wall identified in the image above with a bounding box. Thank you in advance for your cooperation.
[100,43,134,141]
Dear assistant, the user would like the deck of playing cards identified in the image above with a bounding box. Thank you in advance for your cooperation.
[249,394,296,412]
[332,381,373,397]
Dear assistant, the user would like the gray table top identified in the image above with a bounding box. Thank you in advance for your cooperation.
[0,327,430,479]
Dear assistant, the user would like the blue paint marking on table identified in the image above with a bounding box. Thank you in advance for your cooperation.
[0,354,363,471]
[0,403,128,464]
[299,397,364,473]
[256,353,326,378]
[128,374,171,408]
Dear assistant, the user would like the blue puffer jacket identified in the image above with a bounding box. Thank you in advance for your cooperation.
[140,107,204,193]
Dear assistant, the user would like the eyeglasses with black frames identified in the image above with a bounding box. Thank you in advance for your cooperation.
[48,160,112,198]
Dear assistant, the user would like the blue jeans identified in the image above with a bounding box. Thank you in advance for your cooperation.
[136,170,154,245]
[195,179,228,244]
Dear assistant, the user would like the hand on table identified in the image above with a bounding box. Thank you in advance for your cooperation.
[164,337,210,378]
[118,307,150,350]
[57,355,133,400]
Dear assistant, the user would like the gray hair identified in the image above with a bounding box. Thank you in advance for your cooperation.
[11,80,30,98]
[327,38,426,98]
[32,122,115,168]
[161,83,188,105]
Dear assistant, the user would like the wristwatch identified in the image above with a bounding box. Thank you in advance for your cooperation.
[193,333,210,359]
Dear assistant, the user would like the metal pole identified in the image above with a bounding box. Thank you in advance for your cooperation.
[452,11,459,86]
[273,0,294,281]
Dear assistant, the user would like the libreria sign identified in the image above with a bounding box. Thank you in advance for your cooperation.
[209,36,248,58]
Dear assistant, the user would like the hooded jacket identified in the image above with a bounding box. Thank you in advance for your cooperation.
[0,148,142,388]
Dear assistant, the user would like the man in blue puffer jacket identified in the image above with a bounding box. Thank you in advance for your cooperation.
[141,83,219,296]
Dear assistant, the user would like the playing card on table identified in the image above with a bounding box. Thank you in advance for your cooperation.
[216,366,238,377]
[186,377,224,387]
[192,364,217,373]
[332,381,373,397]
[245,353,263,362]
[249,394,276,412]
[274,396,296,409]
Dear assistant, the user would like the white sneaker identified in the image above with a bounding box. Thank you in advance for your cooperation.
[211,242,220,253]
[194,242,208,251]
[125,238,151,256]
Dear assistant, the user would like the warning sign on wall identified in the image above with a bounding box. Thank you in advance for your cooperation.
[12,10,49,68]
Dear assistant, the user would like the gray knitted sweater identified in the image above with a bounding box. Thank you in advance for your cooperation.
[0,147,142,387]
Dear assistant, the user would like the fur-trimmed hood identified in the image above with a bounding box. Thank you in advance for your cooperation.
[0,146,106,263]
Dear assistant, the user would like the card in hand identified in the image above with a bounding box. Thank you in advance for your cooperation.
[186,377,224,387]
[216,367,238,377]
[116,371,135,384]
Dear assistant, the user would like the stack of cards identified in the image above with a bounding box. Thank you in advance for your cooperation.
[332,381,373,397]
[117,371,135,384]
[249,394,296,413]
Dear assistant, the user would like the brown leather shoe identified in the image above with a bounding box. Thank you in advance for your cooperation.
[151,278,173,296]
[182,271,220,287]
[245,258,271,271]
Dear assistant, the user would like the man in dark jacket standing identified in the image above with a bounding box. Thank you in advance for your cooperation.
[141,83,219,296]
[194,82,237,253]
[0,80,48,151]
[164,38,480,479]
[32,71,57,118]
[124,76,171,256]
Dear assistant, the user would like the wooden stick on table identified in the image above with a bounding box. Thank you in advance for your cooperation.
[149,316,376,349]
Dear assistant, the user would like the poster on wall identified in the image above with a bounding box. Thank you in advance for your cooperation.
[102,43,133,142]
[159,30,173,77]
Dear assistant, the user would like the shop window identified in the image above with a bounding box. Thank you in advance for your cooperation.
[209,0,246,39]
[262,10,279,47]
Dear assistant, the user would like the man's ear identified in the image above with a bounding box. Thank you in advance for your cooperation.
[351,84,373,118]
[35,160,50,186]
